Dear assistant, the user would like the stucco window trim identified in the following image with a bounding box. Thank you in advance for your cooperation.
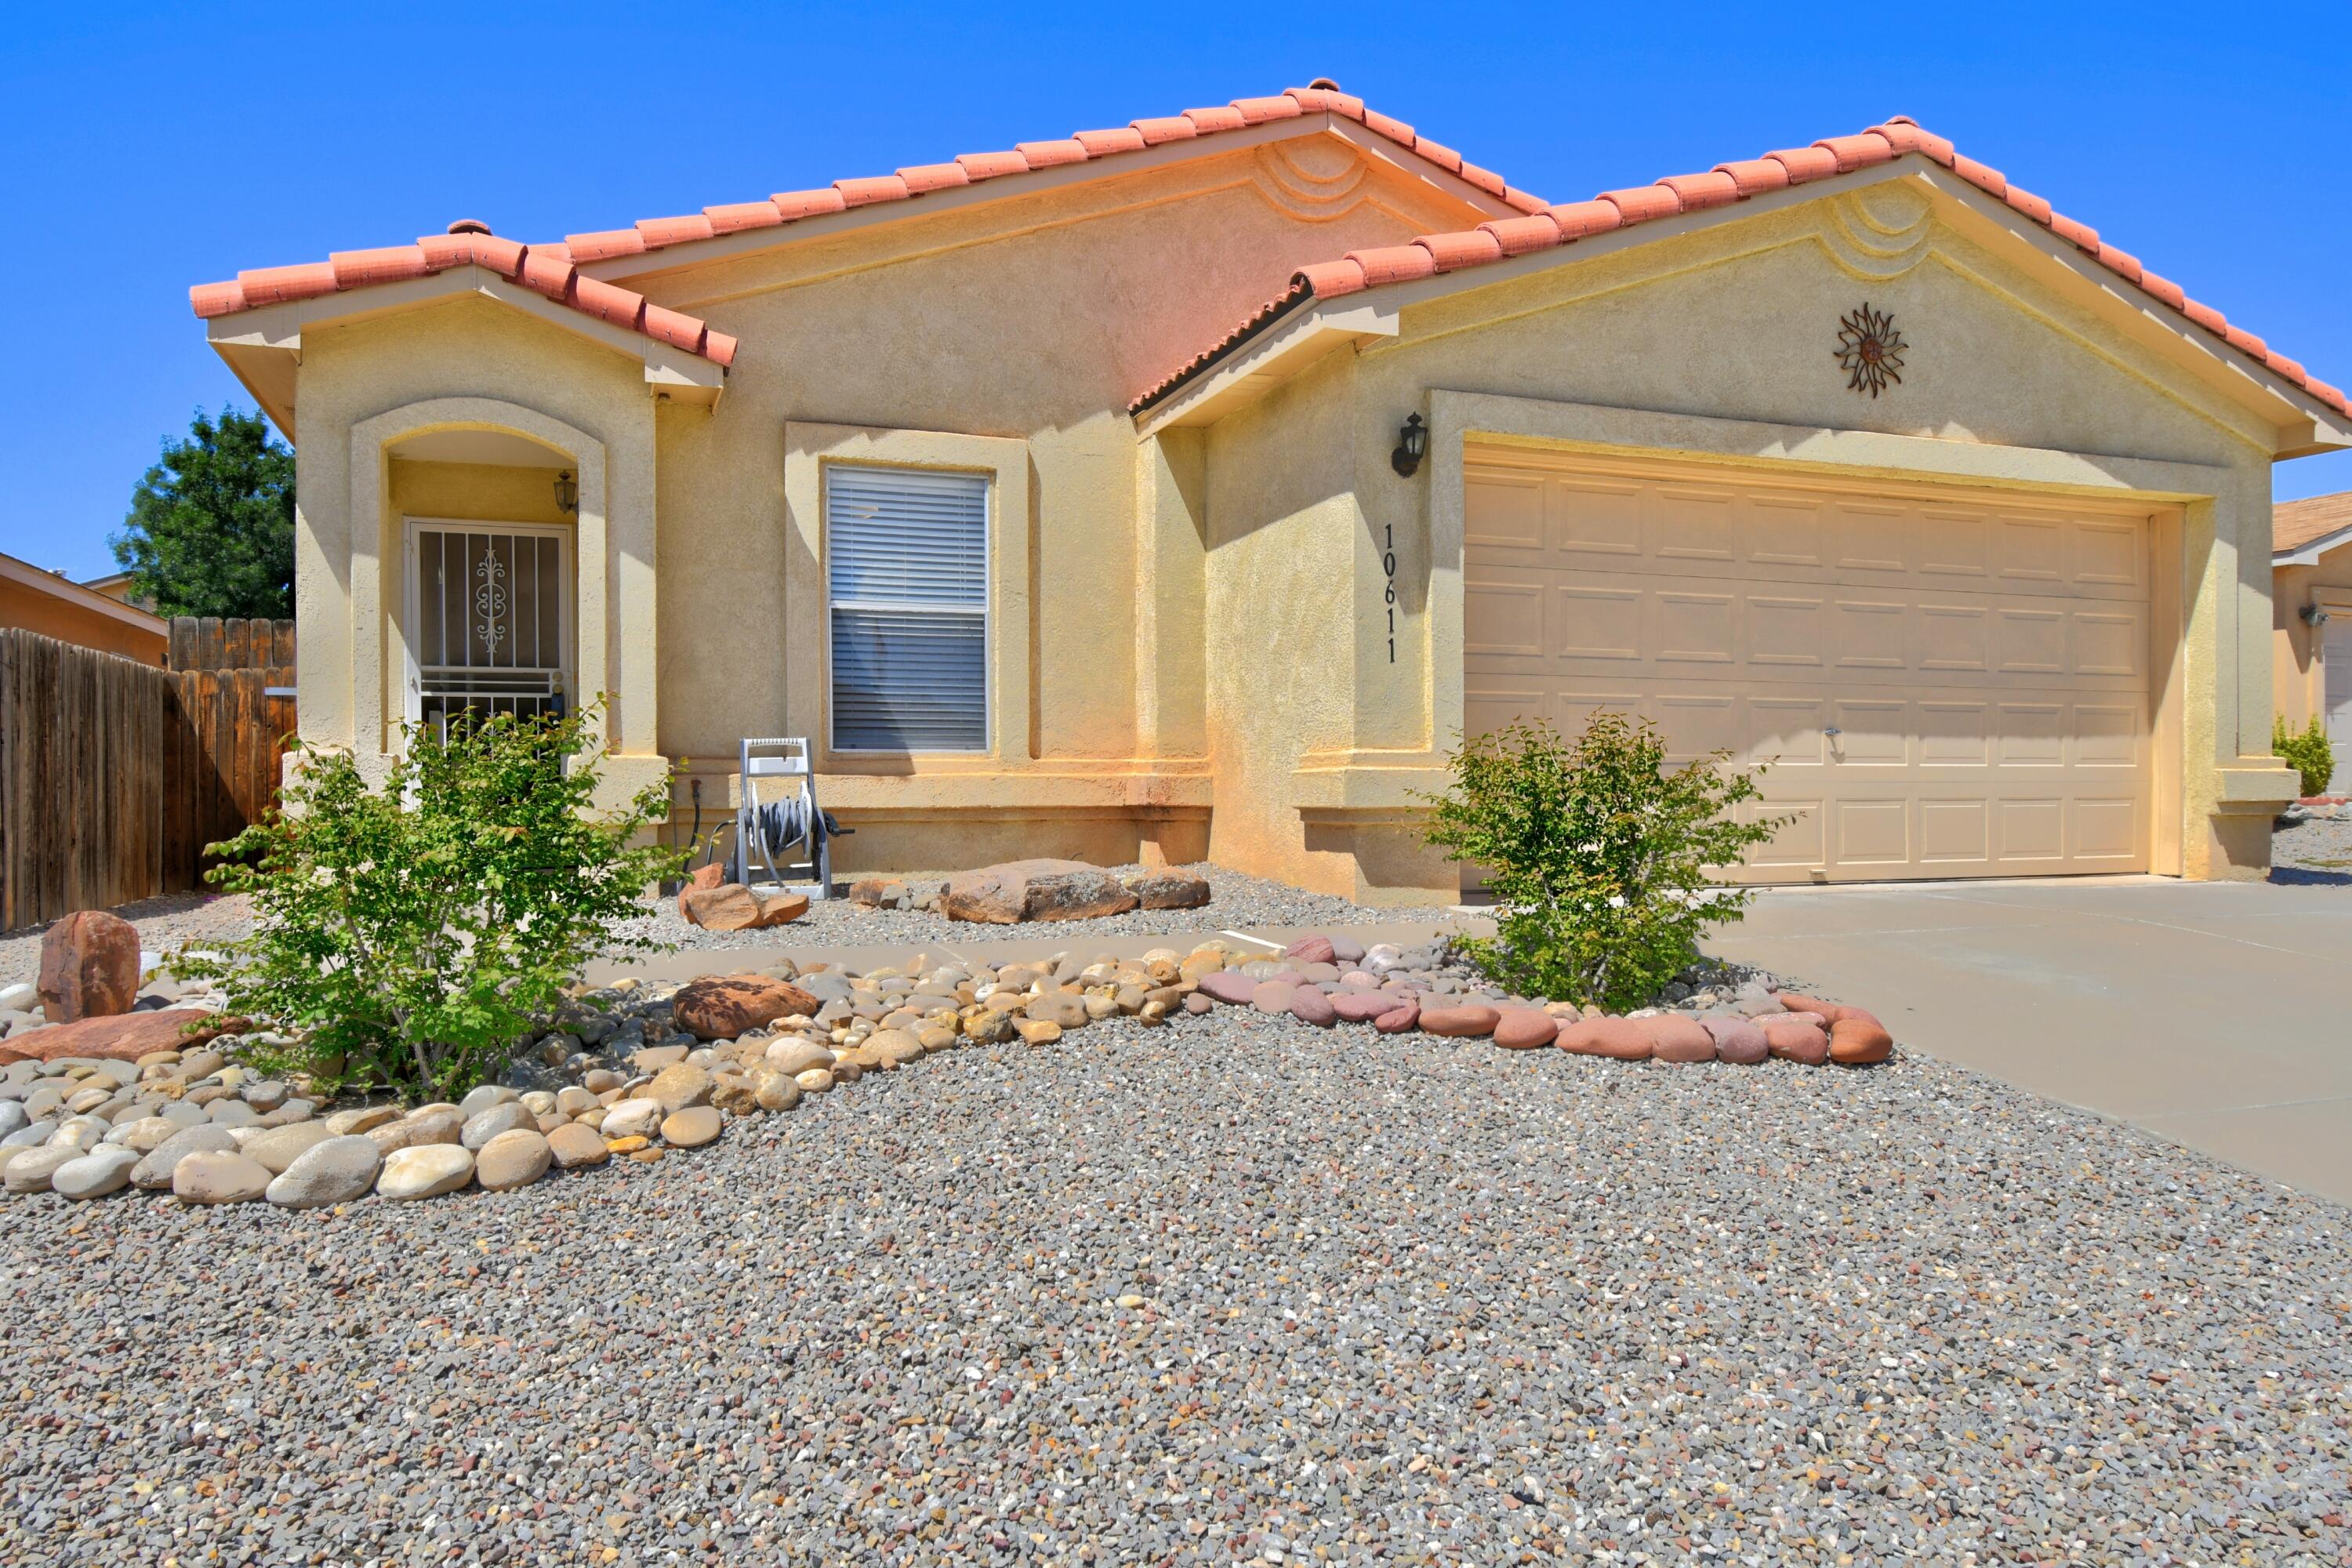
[783,422,1032,774]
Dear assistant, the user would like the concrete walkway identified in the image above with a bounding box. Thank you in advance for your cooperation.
[1727,876,2352,1205]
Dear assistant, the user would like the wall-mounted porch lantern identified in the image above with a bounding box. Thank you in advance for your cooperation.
[553,470,579,517]
[2303,603,2332,627]
[1391,413,1428,477]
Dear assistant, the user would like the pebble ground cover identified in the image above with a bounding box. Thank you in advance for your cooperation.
[3,1010,2345,1565]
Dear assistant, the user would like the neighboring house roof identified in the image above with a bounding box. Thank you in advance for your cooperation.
[191,223,740,367]
[554,82,1547,267]
[1133,116,2350,419]
[2274,491,2352,564]
[0,552,169,637]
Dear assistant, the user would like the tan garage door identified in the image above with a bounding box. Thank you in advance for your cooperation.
[1462,452,2154,882]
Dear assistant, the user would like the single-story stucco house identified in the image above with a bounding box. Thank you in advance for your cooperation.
[0,551,168,665]
[189,83,2349,899]
[2273,491,2352,794]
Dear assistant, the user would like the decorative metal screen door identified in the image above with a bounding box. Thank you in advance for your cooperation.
[405,520,573,737]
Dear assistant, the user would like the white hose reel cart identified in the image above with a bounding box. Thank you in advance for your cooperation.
[729,737,851,898]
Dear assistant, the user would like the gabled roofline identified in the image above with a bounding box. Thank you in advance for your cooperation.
[2275,521,2352,567]
[0,552,170,637]
[568,85,1544,285]
[1133,117,2350,451]
[191,226,738,368]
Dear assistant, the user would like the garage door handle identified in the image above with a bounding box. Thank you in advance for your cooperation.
[1823,726,1842,737]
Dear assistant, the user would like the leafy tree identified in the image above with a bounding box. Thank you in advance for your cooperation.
[111,407,295,618]
[172,703,681,1100]
[1417,712,1784,1011]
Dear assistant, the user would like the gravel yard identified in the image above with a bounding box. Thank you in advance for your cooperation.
[618,862,1469,953]
[2,1016,2345,1565]
[0,894,252,986]
[2274,811,2352,884]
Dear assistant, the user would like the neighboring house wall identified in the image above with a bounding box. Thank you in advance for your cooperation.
[2274,541,2352,786]
[0,555,168,665]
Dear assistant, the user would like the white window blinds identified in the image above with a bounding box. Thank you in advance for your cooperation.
[826,465,989,752]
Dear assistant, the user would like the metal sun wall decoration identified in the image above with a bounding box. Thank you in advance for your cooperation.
[1834,302,1906,397]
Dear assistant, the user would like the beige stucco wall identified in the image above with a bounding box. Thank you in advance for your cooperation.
[289,295,662,804]
[1197,180,2302,898]
[275,140,2322,894]
[620,139,1479,870]
[2274,544,2352,732]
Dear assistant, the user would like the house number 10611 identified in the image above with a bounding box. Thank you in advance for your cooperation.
[1383,524,1398,663]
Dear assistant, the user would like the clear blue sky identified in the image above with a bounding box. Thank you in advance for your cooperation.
[2,2,2346,579]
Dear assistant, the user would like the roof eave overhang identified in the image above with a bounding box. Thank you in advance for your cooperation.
[576,113,1523,289]
[1134,298,1401,434]
[205,268,729,441]
[1138,155,2352,452]
[2274,522,2352,567]
[0,554,170,636]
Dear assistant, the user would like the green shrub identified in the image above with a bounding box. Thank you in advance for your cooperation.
[2274,713,2336,798]
[1417,711,1783,1011]
[175,704,681,1101]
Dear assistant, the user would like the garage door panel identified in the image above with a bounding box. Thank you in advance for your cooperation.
[1832,797,1912,865]
[1657,590,1735,666]
[1465,471,1545,551]
[1464,579,1545,659]
[1464,456,2154,883]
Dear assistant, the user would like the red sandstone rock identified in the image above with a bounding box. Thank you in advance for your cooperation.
[1490,1009,1559,1050]
[1829,1012,1894,1066]
[944,859,1138,924]
[0,1007,236,1065]
[1639,1013,1716,1063]
[671,975,820,1040]
[682,883,808,931]
[1281,936,1336,965]
[37,909,141,1023]
[1250,981,1298,1015]
[1287,987,1338,1027]
[1761,1019,1830,1065]
[1776,993,1853,1024]
[1702,1016,1769,1065]
[1331,991,1394,1023]
[1556,1018,1652,1060]
[1196,971,1257,1005]
[1372,1003,1420,1034]
[675,861,724,919]
[1420,1004,1501,1038]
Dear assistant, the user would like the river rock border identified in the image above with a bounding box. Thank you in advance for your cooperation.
[0,932,1889,1210]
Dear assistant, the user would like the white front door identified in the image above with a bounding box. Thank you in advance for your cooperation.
[2325,619,2352,795]
[405,520,574,737]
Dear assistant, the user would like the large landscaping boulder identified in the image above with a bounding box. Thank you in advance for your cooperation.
[944,859,1138,924]
[1119,869,1210,910]
[672,974,820,1040]
[37,910,140,1023]
[681,882,808,931]
[0,1008,234,1065]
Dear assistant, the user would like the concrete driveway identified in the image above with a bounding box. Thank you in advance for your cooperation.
[1727,876,2352,1205]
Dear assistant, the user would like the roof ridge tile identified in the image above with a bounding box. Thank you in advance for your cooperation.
[1132,115,2345,420]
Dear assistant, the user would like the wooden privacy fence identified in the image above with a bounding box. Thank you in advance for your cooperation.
[0,619,295,930]
[165,619,296,898]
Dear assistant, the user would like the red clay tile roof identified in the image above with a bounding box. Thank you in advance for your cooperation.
[1134,116,2348,418]
[2275,491,2352,557]
[191,224,739,368]
[553,84,1545,265]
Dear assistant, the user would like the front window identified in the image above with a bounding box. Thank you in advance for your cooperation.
[826,464,989,752]
[408,521,572,737]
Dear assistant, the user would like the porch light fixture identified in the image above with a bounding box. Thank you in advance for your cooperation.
[1391,413,1428,477]
[553,470,579,517]
[2303,603,2332,627]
